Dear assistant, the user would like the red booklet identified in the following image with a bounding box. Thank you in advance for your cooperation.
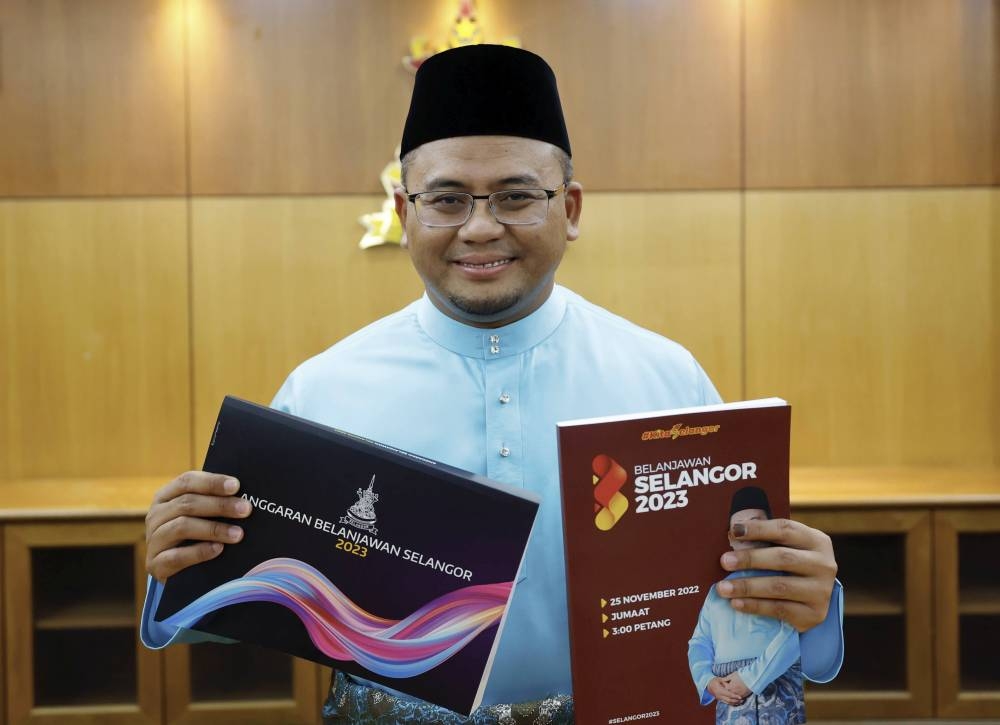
[558,399,793,724]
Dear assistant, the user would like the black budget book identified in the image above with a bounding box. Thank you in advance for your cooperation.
[156,396,539,716]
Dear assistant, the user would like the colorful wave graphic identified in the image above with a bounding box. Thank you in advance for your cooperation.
[161,558,512,679]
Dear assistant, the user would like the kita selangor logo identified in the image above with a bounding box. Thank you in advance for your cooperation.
[592,454,628,531]
[340,475,379,535]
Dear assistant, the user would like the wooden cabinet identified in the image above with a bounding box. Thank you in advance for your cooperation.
[163,643,320,724]
[1,532,6,724]
[934,509,1000,718]
[794,509,934,719]
[792,467,1000,721]
[0,479,322,725]
[3,521,160,723]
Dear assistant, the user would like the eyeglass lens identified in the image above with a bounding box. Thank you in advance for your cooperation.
[415,190,551,226]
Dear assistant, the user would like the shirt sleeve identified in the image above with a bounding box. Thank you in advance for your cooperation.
[139,575,237,649]
[799,578,845,683]
[736,622,801,695]
[687,590,720,705]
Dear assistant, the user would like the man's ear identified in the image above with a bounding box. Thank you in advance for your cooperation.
[564,181,583,241]
[393,188,409,248]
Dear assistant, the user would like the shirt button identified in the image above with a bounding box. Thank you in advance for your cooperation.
[499,392,511,404]
[499,446,511,457]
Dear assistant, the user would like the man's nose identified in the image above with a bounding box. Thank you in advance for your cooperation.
[459,198,505,241]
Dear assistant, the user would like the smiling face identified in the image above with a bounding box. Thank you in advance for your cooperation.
[394,135,582,328]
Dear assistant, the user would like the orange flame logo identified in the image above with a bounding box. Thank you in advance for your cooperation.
[592,454,629,531]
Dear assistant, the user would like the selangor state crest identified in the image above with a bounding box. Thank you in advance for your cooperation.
[340,475,379,535]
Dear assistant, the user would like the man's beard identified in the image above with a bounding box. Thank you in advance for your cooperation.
[448,290,522,318]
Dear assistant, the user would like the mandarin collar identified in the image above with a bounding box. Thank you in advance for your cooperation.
[416,285,568,359]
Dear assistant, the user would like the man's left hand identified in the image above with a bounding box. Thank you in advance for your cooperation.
[722,672,751,699]
[715,519,837,632]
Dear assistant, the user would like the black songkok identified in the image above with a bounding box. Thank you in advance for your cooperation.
[729,486,773,520]
[400,44,571,158]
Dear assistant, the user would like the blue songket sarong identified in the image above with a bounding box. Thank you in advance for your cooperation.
[711,658,805,725]
[322,671,574,725]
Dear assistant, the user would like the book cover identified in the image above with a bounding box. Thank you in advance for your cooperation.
[557,399,793,724]
[156,396,539,716]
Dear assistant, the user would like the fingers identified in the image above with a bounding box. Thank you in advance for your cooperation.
[723,673,751,698]
[146,509,249,581]
[715,572,833,631]
[722,545,816,577]
[721,520,837,580]
[146,473,250,534]
[717,517,839,632]
[717,573,812,603]
[150,515,245,552]
[145,471,252,581]
[713,683,744,706]
[730,518,835,561]
[146,508,248,580]
[727,596,823,632]
[711,676,749,706]
[153,471,240,505]
[148,541,225,583]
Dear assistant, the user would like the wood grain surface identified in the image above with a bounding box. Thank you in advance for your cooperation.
[933,509,1000,718]
[0,200,191,479]
[186,0,741,193]
[745,189,997,466]
[746,0,999,188]
[556,191,742,401]
[0,0,187,196]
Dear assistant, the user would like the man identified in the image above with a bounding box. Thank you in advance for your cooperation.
[689,486,807,725]
[142,45,841,723]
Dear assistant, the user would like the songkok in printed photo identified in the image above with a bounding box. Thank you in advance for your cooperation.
[729,485,773,520]
[400,44,571,158]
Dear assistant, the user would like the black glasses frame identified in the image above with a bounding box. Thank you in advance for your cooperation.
[404,185,566,227]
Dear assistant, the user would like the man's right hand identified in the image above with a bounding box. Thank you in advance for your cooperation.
[707,676,745,706]
[145,472,252,583]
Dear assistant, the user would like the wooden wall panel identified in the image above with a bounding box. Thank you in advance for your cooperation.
[556,192,742,402]
[994,190,1000,466]
[187,0,450,195]
[745,190,996,466]
[190,198,424,456]
[187,0,741,194]
[484,0,742,191]
[746,0,1000,189]
[0,240,7,479]
[0,200,191,479]
[0,0,187,196]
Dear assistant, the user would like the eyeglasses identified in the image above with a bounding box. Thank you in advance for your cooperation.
[405,185,565,227]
